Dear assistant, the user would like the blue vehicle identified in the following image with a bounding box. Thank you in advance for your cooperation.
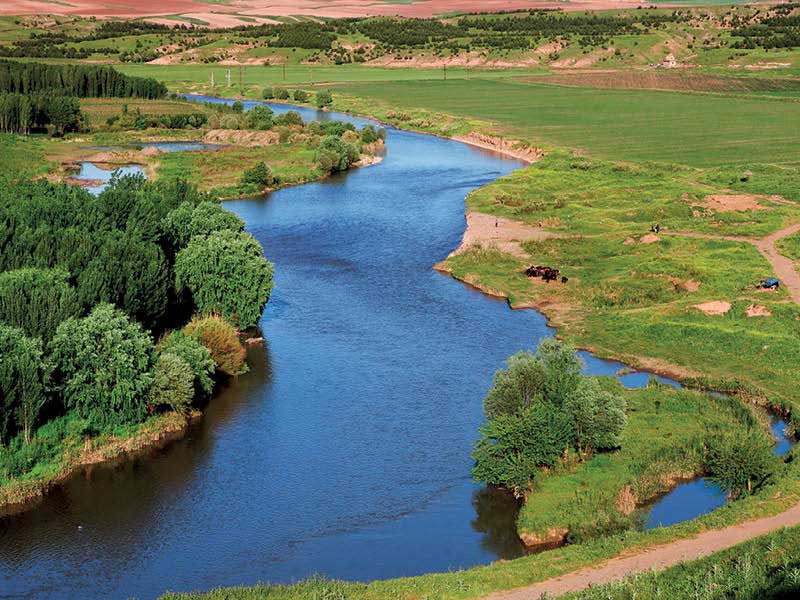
[761,278,780,289]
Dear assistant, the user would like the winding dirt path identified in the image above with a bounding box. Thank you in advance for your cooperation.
[663,223,800,304]
[485,502,800,599]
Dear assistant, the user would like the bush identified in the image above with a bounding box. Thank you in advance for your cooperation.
[705,431,776,498]
[274,87,289,100]
[184,315,246,377]
[274,110,303,126]
[262,87,274,99]
[360,125,386,144]
[292,89,309,102]
[150,353,194,413]
[158,330,215,399]
[316,89,333,108]
[246,104,273,130]
[48,303,154,431]
[240,162,274,188]
[231,100,244,113]
[175,230,274,328]
[314,135,360,173]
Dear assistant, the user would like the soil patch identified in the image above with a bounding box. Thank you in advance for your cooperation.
[639,233,660,244]
[746,304,772,317]
[695,194,774,213]
[694,300,731,316]
[449,211,563,259]
[453,131,545,164]
[203,129,280,146]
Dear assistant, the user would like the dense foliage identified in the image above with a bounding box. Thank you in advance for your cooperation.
[0,174,269,484]
[176,230,274,328]
[0,93,82,135]
[705,431,778,497]
[472,340,627,495]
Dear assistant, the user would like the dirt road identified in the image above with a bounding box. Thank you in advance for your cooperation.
[485,502,800,599]
[664,222,800,304]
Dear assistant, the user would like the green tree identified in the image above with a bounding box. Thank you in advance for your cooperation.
[315,135,359,173]
[158,330,215,399]
[472,403,574,496]
[316,89,333,108]
[0,325,47,444]
[292,89,309,102]
[48,303,154,430]
[150,353,194,413]
[241,162,274,189]
[563,378,626,458]
[163,201,245,250]
[76,232,169,330]
[483,351,546,419]
[706,431,776,497]
[0,268,80,342]
[175,231,274,328]
[231,100,244,113]
[274,87,289,100]
[246,105,273,130]
[262,87,274,100]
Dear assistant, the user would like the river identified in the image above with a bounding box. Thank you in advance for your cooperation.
[0,100,784,600]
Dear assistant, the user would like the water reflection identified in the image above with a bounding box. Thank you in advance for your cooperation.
[471,487,524,559]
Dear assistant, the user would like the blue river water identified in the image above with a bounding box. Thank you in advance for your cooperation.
[0,98,792,600]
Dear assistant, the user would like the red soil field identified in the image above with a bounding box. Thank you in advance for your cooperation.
[0,0,647,26]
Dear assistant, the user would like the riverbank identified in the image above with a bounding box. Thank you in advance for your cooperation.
[0,411,194,517]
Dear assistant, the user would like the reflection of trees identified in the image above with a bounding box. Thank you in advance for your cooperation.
[470,486,524,560]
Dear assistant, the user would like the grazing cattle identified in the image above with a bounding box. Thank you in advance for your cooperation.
[525,265,563,283]
[561,276,568,284]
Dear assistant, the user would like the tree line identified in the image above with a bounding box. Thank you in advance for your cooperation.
[0,93,81,135]
[0,60,166,99]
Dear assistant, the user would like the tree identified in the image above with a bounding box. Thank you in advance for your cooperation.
[158,330,215,399]
[48,303,154,430]
[315,135,359,173]
[175,230,274,329]
[705,431,776,497]
[0,325,47,444]
[292,89,309,102]
[163,201,245,250]
[262,87,274,99]
[240,162,274,189]
[246,104,273,130]
[472,403,574,497]
[316,89,333,108]
[231,100,244,113]
[0,268,80,342]
[274,87,289,100]
[184,315,246,377]
[563,378,626,458]
[150,353,194,413]
[77,232,169,330]
[483,351,546,419]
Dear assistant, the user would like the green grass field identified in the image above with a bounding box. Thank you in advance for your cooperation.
[332,78,800,166]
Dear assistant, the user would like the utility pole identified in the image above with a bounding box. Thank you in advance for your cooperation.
[226,69,231,87]
[443,64,447,80]
[239,64,244,94]
[210,71,215,87]
[282,62,286,81]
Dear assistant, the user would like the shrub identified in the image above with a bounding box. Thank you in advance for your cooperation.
[246,104,273,130]
[314,135,360,173]
[274,87,289,100]
[705,431,776,498]
[150,353,194,413]
[231,100,244,113]
[316,89,333,108]
[158,330,215,399]
[48,303,154,431]
[175,230,274,328]
[262,87,274,99]
[240,162,274,188]
[184,315,246,377]
[274,110,303,126]
[291,89,309,102]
